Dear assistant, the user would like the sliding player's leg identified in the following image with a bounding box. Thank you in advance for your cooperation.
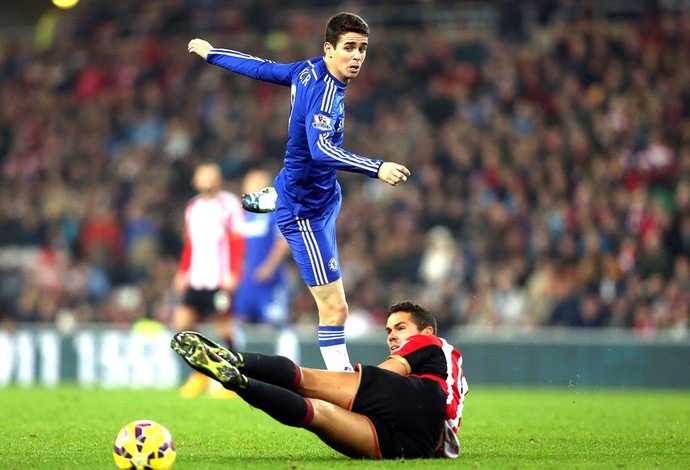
[171,334,377,457]
[171,331,359,407]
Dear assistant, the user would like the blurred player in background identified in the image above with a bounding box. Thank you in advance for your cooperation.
[233,169,299,362]
[171,300,468,459]
[173,162,245,398]
[187,12,410,371]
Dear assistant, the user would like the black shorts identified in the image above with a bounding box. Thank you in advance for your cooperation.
[351,365,446,459]
[181,288,229,318]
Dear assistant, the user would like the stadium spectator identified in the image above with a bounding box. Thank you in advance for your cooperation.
[171,300,468,459]
[0,1,688,341]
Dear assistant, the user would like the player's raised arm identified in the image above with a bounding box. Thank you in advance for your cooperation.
[195,44,299,86]
[188,38,213,60]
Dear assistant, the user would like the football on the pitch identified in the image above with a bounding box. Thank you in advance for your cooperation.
[113,420,176,470]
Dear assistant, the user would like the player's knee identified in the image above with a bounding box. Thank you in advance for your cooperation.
[306,399,338,429]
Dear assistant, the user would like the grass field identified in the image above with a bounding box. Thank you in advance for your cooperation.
[1,385,688,469]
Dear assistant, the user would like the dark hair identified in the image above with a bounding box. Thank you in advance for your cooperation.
[387,301,437,334]
[324,12,369,46]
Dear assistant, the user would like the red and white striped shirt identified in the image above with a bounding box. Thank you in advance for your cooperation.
[391,334,469,458]
[177,191,245,290]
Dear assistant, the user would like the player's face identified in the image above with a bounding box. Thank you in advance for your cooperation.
[325,33,368,83]
[193,165,222,196]
[243,170,270,194]
[386,312,423,353]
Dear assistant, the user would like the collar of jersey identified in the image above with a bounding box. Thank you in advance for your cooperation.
[313,57,348,88]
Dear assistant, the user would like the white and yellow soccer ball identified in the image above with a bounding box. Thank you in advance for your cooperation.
[113,420,176,470]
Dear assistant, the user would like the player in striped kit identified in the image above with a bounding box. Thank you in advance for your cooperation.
[172,162,245,398]
[171,300,468,459]
[187,12,410,371]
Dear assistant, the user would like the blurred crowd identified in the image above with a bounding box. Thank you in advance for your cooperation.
[0,0,688,339]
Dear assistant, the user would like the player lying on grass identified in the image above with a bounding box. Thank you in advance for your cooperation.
[171,301,468,459]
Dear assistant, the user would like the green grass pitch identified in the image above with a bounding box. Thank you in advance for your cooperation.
[1,385,688,469]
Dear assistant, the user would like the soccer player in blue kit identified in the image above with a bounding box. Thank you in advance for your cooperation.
[188,12,410,371]
[233,169,299,361]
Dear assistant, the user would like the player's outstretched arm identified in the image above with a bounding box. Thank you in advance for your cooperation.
[376,357,409,376]
[188,38,213,60]
[377,162,411,186]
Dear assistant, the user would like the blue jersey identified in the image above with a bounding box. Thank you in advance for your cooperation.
[234,211,291,323]
[206,50,384,223]
[240,211,286,288]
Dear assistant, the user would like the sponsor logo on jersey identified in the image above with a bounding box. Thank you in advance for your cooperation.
[312,114,333,131]
[328,257,339,272]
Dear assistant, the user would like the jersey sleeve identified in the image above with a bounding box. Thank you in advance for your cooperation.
[226,228,244,282]
[224,195,246,281]
[304,84,384,178]
[389,335,444,374]
[177,204,193,274]
[207,49,301,86]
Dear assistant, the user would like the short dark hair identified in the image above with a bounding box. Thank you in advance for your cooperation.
[387,301,437,335]
[324,12,369,46]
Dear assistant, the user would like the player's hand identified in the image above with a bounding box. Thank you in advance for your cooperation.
[173,272,188,294]
[254,262,277,282]
[377,162,411,186]
[220,275,238,294]
[188,38,213,60]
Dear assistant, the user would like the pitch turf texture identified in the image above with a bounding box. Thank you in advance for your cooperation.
[1,386,688,469]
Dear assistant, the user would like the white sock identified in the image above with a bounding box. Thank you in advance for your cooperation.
[318,325,353,371]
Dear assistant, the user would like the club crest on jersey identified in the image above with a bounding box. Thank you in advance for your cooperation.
[328,257,339,272]
[312,114,333,131]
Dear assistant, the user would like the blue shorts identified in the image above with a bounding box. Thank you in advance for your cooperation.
[233,282,289,325]
[276,201,341,287]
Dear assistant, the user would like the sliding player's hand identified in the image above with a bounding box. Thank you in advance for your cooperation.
[377,162,411,186]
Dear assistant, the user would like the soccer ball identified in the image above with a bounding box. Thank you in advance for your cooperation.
[113,420,176,470]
